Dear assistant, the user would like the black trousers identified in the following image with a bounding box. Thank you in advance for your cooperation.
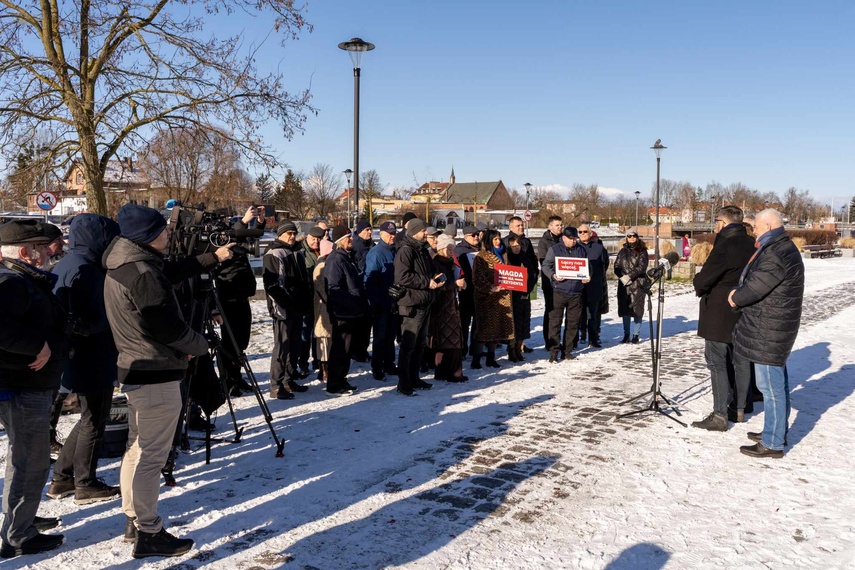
[52,387,114,486]
[397,308,430,392]
[578,297,602,343]
[371,310,398,374]
[352,315,372,360]
[548,291,583,355]
[328,317,359,392]
[541,275,554,346]
[270,317,302,389]
[218,298,252,385]
[458,294,475,355]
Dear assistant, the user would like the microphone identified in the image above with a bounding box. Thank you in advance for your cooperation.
[647,251,680,280]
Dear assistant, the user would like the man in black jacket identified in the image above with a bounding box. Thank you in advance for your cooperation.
[104,205,220,558]
[324,225,370,394]
[394,219,441,395]
[452,226,480,355]
[504,216,538,357]
[263,221,312,399]
[536,215,563,347]
[577,223,610,348]
[350,220,374,363]
[729,209,804,458]
[47,214,122,505]
[0,220,66,558]
[541,226,590,362]
[691,206,756,431]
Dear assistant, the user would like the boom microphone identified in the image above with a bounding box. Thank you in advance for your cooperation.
[647,251,680,280]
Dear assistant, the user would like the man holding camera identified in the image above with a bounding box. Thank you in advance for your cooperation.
[104,204,231,558]
[0,219,66,558]
[394,219,443,396]
[263,221,312,400]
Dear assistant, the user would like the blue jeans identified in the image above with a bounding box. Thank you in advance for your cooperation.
[0,390,53,547]
[622,315,642,336]
[754,363,790,450]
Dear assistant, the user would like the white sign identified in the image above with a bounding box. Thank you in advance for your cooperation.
[554,257,590,280]
[523,209,533,222]
[36,191,58,211]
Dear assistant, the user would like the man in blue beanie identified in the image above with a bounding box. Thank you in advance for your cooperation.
[103,204,232,558]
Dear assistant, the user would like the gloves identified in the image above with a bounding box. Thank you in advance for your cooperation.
[619,275,632,287]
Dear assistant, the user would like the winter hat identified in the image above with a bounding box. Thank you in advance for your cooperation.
[436,234,455,251]
[0,219,50,245]
[307,226,326,239]
[625,227,639,237]
[355,220,372,234]
[331,225,351,243]
[401,212,417,225]
[406,218,427,236]
[117,204,167,245]
[425,226,440,236]
[462,225,478,235]
[379,221,397,234]
[562,226,579,239]
[277,221,298,236]
[40,223,63,243]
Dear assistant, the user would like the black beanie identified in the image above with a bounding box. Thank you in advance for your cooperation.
[117,204,167,245]
[331,225,351,243]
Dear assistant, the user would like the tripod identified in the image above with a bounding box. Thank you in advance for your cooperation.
[163,272,285,486]
[616,269,686,426]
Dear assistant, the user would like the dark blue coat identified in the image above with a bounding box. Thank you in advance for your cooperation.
[541,240,588,295]
[364,239,395,312]
[352,236,374,274]
[52,214,120,392]
[324,246,369,319]
[581,240,609,305]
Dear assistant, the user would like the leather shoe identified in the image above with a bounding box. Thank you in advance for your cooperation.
[33,516,61,532]
[740,442,784,458]
[0,533,64,558]
[413,380,433,390]
[691,412,728,432]
[747,431,787,446]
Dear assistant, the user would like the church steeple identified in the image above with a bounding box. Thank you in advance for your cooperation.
[449,167,455,185]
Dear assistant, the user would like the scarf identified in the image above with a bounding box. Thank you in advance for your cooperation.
[737,226,785,286]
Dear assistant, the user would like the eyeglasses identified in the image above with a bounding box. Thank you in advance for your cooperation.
[714,219,724,223]
[626,234,638,238]
[578,230,590,234]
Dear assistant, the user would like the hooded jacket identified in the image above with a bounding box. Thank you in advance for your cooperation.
[103,237,208,384]
[52,214,120,392]
[0,259,67,391]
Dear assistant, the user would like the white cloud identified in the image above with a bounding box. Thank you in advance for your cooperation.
[597,186,627,199]
[539,183,570,196]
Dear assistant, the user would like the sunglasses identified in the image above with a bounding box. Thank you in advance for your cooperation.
[578,230,590,234]
[626,234,638,238]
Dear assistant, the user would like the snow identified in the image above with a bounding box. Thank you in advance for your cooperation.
[3,258,855,569]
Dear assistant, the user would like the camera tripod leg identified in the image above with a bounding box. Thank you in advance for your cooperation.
[239,354,286,458]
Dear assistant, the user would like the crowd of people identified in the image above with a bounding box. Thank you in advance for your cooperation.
[0,203,805,560]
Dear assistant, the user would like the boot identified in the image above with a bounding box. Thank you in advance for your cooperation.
[124,516,137,543]
[549,351,559,363]
[318,363,328,382]
[631,335,640,344]
[691,412,728,432]
[621,333,630,343]
[471,355,482,369]
[485,350,500,368]
[132,528,194,559]
[727,408,745,423]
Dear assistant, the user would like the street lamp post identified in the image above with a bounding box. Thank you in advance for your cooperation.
[343,168,353,226]
[634,190,641,228]
[524,182,532,230]
[651,140,667,263]
[339,37,375,227]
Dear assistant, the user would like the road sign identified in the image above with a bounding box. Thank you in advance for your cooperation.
[36,191,58,211]
[523,209,533,222]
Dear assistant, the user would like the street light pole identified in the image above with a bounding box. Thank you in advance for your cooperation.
[339,38,375,227]
[634,190,640,227]
[651,140,667,263]
[524,182,532,231]
[343,169,353,226]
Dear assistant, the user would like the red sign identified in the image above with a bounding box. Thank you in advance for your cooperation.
[495,263,527,292]
[555,257,590,280]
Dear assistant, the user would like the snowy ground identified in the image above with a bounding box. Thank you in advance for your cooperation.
[3,258,855,569]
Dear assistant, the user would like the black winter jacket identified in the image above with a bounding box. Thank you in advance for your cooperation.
[352,236,374,274]
[324,246,369,319]
[453,239,479,302]
[0,260,67,391]
[263,240,312,320]
[504,231,539,294]
[614,243,649,318]
[536,230,561,262]
[580,239,609,305]
[731,230,804,366]
[394,234,436,310]
[52,214,120,392]
[693,224,756,343]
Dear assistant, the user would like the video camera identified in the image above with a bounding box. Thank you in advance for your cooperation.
[167,207,264,258]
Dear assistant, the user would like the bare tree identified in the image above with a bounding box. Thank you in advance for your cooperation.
[0,1,314,215]
[304,163,341,220]
[390,185,414,200]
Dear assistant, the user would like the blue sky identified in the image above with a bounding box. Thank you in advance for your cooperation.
[141,2,854,207]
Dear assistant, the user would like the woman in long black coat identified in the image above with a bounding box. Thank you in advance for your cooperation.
[614,229,648,344]
[429,235,468,382]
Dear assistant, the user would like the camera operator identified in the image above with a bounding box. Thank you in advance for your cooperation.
[104,204,232,558]
[213,206,266,396]
[0,220,66,558]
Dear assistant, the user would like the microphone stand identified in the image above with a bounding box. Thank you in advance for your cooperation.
[616,266,686,426]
